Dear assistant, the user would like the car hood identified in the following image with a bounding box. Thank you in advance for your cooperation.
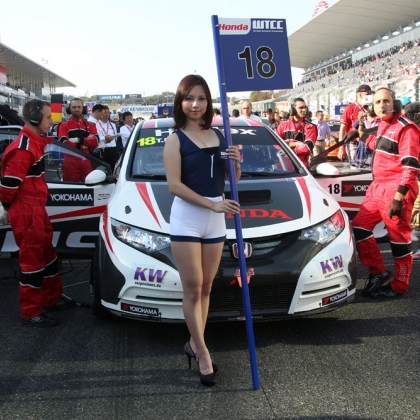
[109,176,340,238]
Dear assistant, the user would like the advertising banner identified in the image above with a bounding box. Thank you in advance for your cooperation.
[97,95,123,101]
[120,105,157,113]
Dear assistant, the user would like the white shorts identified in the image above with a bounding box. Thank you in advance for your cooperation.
[170,196,226,243]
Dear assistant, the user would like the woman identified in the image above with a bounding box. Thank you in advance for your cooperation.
[163,75,241,386]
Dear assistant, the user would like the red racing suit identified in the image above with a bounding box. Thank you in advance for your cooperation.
[0,126,63,318]
[58,117,99,182]
[340,101,364,133]
[276,118,317,168]
[352,114,420,293]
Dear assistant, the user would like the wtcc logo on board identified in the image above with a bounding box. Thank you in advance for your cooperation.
[252,20,285,33]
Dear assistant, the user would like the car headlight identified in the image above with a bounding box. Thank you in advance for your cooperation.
[298,210,345,245]
[111,218,171,253]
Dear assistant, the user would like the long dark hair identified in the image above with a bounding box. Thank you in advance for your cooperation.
[172,74,213,130]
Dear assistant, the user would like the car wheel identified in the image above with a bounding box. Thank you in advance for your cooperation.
[91,243,111,319]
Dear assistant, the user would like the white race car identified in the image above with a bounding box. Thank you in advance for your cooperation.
[91,118,357,321]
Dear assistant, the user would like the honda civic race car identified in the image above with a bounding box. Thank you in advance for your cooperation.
[92,117,358,322]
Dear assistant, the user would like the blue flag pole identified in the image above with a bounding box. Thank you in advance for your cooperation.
[211,14,260,391]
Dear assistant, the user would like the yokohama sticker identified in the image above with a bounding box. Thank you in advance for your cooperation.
[342,181,372,197]
[322,290,348,306]
[121,303,160,317]
[47,188,94,206]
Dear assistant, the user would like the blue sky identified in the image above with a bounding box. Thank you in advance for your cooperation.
[0,0,338,98]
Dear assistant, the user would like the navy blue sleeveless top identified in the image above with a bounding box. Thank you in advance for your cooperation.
[176,128,226,197]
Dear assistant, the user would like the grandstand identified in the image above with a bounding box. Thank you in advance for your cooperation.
[0,42,75,114]
[253,0,420,118]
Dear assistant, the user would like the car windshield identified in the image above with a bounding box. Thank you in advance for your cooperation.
[130,124,301,178]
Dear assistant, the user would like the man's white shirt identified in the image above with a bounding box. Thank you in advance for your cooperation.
[239,114,262,122]
[120,124,134,148]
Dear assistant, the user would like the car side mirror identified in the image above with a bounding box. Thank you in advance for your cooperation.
[85,169,107,185]
[316,162,340,176]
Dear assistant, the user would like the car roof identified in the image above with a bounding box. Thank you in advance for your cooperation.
[139,117,265,129]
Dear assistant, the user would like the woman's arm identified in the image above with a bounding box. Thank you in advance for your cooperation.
[163,133,240,214]
[225,145,241,182]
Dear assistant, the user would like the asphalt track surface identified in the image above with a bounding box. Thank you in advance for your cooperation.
[0,244,419,420]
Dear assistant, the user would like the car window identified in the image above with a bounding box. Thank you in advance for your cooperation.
[44,142,112,184]
[130,126,300,178]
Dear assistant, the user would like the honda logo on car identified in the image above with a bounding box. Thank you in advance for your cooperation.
[322,290,348,306]
[232,242,253,259]
[121,303,159,317]
[226,208,291,220]
[134,267,167,287]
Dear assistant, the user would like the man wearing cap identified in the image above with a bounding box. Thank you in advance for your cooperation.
[337,84,373,161]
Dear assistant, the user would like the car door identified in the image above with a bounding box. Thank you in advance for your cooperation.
[0,140,115,259]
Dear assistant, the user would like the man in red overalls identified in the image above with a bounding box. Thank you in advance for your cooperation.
[0,99,76,327]
[276,98,317,168]
[352,88,420,298]
[58,98,99,182]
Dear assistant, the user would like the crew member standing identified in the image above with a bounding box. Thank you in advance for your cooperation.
[58,98,99,182]
[352,88,420,298]
[119,111,134,148]
[313,110,331,156]
[0,99,76,327]
[276,97,317,168]
[337,84,373,161]
[96,106,119,171]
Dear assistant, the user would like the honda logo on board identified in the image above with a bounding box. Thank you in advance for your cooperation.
[231,242,253,259]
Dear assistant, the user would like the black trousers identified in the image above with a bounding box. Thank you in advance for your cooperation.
[102,147,119,171]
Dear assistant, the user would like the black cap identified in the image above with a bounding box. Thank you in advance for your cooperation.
[356,84,373,93]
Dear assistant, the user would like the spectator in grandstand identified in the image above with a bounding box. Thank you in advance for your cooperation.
[87,103,105,124]
[313,110,331,156]
[239,100,262,122]
[58,98,99,182]
[352,88,420,299]
[276,98,317,168]
[231,109,240,118]
[337,84,373,161]
[0,99,76,327]
[119,111,134,148]
[149,114,157,119]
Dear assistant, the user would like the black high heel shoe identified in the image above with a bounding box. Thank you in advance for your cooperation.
[196,356,216,387]
[184,341,218,372]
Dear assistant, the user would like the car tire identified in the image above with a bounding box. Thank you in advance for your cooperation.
[91,242,111,319]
